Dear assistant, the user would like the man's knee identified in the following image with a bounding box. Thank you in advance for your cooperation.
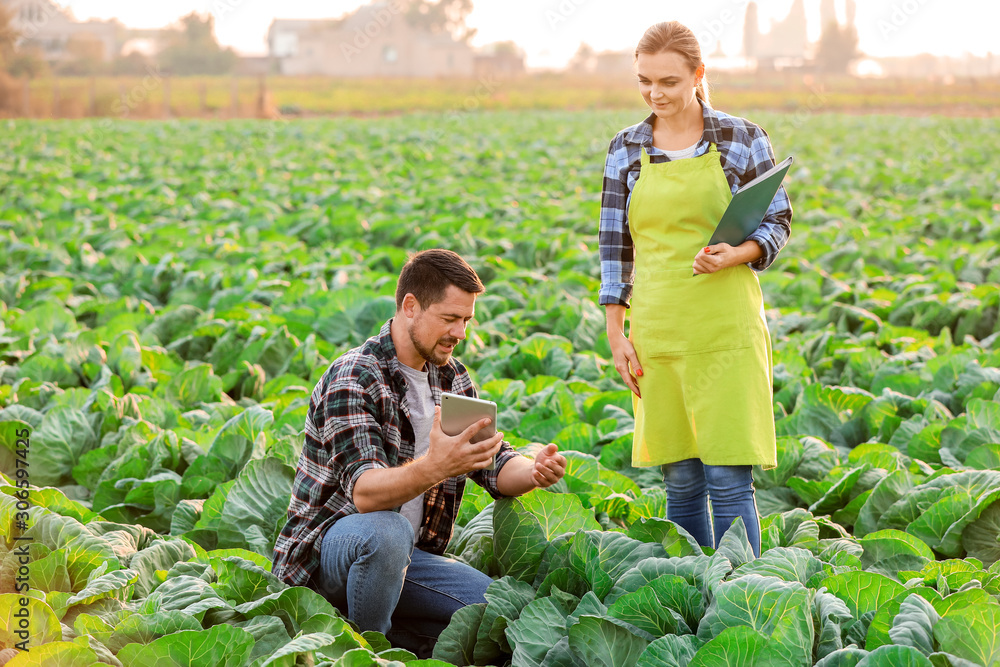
[326,511,415,567]
[456,563,493,606]
[469,570,493,605]
[367,511,415,558]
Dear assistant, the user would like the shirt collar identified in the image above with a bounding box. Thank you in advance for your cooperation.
[377,318,457,392]
[624,98,723,147]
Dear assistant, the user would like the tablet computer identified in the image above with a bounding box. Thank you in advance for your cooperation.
[440,392,498,470]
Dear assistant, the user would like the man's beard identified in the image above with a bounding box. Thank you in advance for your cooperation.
[409,321,459,367]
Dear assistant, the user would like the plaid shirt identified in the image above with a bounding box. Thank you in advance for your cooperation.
[598,100,793,306]
[272,319,518,587]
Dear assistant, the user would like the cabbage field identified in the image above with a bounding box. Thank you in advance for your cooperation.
[1,111,999,667]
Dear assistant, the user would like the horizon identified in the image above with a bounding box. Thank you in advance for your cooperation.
[50,0,998,69]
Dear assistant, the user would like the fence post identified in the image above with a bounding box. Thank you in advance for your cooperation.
[89,76,97,116]
[256,74,268,118]
[52,77,59,118]
[199,80,208,115]
[163,74,171,118]
[21,77,30,117]
[231,75,239,118]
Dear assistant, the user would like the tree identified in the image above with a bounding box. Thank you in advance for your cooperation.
[157,12,237,75]
[491,41,520,57]
[402,0,475,43]
[742,2,758,63]
[112,51,154,76]
[568,42,595,73]
[56,33,106,75]
[0,3,19,112]
[0,2,18,69]
[7,47,48,78]
[815,19,859,73]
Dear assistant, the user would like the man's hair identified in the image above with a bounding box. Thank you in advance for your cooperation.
[395,249,485,310]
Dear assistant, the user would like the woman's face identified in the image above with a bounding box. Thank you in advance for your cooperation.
[636,50,702,121]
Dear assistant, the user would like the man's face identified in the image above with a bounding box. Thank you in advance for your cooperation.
[406,285,476,366]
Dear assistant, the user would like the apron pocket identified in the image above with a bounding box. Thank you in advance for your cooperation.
[630,266,754,358]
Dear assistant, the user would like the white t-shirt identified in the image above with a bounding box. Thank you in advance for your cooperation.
[397,363,434,543]
[662,139,700,160]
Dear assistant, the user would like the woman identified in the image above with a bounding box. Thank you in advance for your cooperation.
[598,21,791,557]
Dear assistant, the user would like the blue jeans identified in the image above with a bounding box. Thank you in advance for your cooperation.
[312,511,492,657]
[662,458,761,557]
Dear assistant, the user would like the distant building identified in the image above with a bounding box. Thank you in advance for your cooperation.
[473,42,525,79]
[863,53,1000,79]
[268,2,475,77]
[3,0,121,63]
[236,56,277,77]
[745,0,809,68]
[594,50,633,76]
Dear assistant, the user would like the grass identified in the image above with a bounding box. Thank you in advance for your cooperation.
[1,71,998,119]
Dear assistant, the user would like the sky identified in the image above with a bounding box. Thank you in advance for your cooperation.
[58,0,998,69]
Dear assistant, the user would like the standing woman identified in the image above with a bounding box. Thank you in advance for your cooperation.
[598,21,792,557]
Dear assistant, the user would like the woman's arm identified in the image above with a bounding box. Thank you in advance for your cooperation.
[692,240,764,274]
[605,303,642,396]
[743,125,792,271]
[693,123,792,275]
[598,136,635,307]
[598,135,644,397]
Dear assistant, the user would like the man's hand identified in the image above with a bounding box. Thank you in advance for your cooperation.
[353,405,503,513]
[497,443,567,496]
[529,444,566,489]
[425,405,503,479]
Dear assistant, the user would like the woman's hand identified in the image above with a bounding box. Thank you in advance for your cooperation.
[608,328,642,397]
[693,243,735,274]
[693,241,764,275]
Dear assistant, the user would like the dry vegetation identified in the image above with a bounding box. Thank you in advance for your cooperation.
[0,71,998,120]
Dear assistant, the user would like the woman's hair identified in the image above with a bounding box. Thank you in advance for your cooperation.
[635,21,710,107]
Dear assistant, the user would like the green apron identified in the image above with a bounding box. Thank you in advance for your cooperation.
[628,143,776,469]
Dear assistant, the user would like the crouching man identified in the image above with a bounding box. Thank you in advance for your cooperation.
[272,249,566,657]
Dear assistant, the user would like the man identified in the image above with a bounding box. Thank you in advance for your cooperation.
[272,249,567,656]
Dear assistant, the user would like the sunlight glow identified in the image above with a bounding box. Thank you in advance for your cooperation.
[59,0,996,67]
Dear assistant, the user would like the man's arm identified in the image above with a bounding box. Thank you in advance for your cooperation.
[495,444,566,497]
[352,406,502,513]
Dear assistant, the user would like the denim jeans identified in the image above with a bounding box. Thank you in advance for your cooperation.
[312,511,492,657]
[662,458,761,557]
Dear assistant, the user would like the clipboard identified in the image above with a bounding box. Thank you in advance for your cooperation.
[708,156,793,247]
